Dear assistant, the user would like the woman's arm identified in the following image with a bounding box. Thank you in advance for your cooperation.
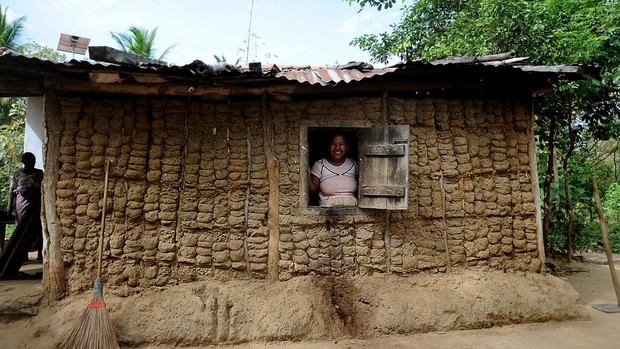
[308,170,320,193]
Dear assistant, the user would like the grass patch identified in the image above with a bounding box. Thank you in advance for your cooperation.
[5,223,15,238]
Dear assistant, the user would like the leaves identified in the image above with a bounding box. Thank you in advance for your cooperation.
[18,40,67,61]
[0,98,25,210]
[354,0,620,253]
[0,5,26,49]
[347,0,401,11]
[110,26,176,61]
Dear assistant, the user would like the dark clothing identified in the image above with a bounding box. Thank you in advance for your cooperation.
[0,168,43,278]
[14,187,43,253]
[12,168,44,255]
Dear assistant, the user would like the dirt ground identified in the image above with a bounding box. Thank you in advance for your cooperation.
[0,253,619,349]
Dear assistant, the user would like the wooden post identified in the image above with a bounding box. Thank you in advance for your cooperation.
[262,93,280,282]
[380,90,392,273]
[0,223,4,256]
[438,170,451,272]
[591,176,620,307]
[42,89,65,301]
[243,125,251,276]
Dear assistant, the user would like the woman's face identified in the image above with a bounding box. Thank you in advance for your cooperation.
[329,135,348,163]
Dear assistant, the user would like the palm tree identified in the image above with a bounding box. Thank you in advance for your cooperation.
[0,5,26,49]
[213,54,241,65]
[110,26,176,61]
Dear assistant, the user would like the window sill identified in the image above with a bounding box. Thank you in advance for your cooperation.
[301,206,361,216]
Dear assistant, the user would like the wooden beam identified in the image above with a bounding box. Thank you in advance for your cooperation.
[46,77,297,97]
[475,52,517,62]
[0,80,43,96]
[88,46,167,66]
[363,144,406,156]
[361,185,406,197]
[430,53,518,65]
[483,57,530,66]
[518,65,584,74]
[43,75,542,99]
[89,72,171,84]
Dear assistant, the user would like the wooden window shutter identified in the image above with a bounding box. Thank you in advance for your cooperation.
[358,125,410,210]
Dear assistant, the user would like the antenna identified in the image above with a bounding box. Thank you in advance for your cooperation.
[245,0,254,66]
[57,33,90,59]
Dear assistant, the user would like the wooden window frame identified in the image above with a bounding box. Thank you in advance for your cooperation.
[299,122,410,215]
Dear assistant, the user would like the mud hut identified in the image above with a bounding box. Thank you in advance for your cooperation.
[0,48,589,301]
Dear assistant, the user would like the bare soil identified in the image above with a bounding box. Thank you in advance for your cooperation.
[0,254,618,349]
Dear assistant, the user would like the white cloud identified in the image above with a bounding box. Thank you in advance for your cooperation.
[55,0,115,8]
[5,7,34,31]
[335,12,373,34]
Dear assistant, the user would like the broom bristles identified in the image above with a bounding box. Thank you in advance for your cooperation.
[58,278,119,349]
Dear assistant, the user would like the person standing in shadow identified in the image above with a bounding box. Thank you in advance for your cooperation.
[0,152,44,278]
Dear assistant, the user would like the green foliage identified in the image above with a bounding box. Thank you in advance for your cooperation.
[110,26,176,61]
[0,98,25,210]
[18,40,67,61]
[351,0,620,67]
[0,5,26,49]
[541,154,598,253]
[538,140,620,254]
[347,0,401,11]
[601,182,620,252]
[355,0,620,256]
[0,40,60,211]
[213,54,241,65]
[4,223,14,238]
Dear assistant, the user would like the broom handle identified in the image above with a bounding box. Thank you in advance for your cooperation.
[591,176,620,306]
[97,160,111,278]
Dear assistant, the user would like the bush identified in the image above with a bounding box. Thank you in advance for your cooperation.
[0,98,26,210]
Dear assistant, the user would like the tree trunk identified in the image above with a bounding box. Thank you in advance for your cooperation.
[564,105,575,264]
[543,115,556,253]
[615,149,619,181]
[553,151,560,212]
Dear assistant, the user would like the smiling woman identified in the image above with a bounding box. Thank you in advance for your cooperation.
[309,133,359,207]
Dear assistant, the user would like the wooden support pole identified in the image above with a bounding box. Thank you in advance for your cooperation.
[243,125,251,276]
[380,90,392,273]
[262,93,280,282]
[434,170,452,272]
[42,90,65,301]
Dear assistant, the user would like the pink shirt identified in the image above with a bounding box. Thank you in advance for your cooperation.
[311,158,357,200]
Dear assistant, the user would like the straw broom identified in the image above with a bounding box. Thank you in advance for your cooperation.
[59,160,119,349]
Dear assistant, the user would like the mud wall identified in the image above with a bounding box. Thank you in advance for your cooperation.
[50,95,541,292]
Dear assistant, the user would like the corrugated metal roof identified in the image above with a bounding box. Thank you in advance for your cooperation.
[0,48,399,85]
[274,67,397,86]
[0,47,592,89]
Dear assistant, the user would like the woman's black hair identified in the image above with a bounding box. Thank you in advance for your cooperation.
[329,133,348,145]
[21,152,36,165]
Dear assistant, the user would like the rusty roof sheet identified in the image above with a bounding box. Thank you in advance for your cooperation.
[0,47,593,88]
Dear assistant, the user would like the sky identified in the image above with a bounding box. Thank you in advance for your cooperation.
[3,0,404,67]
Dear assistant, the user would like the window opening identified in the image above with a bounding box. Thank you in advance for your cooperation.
[307,128,359,207]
